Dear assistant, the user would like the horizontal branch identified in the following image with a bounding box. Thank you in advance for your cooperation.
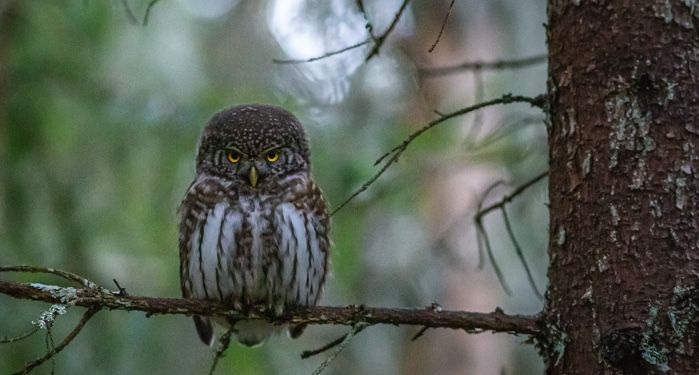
[0,279,540,337]
[418,54,547,77]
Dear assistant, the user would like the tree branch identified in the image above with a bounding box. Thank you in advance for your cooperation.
[476,171,549,219]
[12,308,99,375]
[272,40,371,64]
[474,172,549,297]
[419,55,547,77]
[0,278,540,337]
[330,93,546,216]
[428,0,456,53]
[142,0,162,26]
[364,0,410,61]
[273,0,411,64]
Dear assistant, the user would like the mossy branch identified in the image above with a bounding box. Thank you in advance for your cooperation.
[0,278,540,336]
[1,265,544,374]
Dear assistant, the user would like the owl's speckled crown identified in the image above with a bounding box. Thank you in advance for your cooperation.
[196,104,310,166]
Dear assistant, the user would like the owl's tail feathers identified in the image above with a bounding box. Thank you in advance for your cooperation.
[194,316,215,346]
[288,324,306,339]
[235,319,274,347]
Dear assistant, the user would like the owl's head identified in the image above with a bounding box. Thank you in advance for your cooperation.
[196,104,311,189]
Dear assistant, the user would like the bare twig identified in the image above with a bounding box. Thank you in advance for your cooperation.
[112,279,128,297]
[356,0,377,43]
[475,219,513,295]
[208,328,233,375]
[501,206,543,299]
[466,115,545,154]
[410,326,430,341]
[273,0,410,64]
[302,324,368,359]
[410,303,443,341]
[419,55,547,77]
[472,172,548,296]
[1,326,39,344]
[428,0,456,53]
[312,323,367,375]
[0,265,103,291]
[365,0,411,61]
[0,277,541,336]
[12,308,99,375]
[120,0,138,25]
[44,329,56,375]
[272,40,371,64]
[463,69,485,147]
[476,171,549,219]
[331,94,546,217]
[475,180,505,270]
[142,0,162,26]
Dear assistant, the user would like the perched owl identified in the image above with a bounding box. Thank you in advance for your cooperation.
[179,104,330,347]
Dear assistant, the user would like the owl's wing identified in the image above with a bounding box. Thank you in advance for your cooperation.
[179,177,232,347]
[287,181,331,339]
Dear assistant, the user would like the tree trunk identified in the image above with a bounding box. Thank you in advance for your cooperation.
[546,1,699,373]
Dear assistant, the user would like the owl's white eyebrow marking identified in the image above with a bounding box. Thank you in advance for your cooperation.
[224,144,248,155]
[260,145,283,155]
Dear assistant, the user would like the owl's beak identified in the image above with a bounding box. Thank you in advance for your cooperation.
[248,166,258,188]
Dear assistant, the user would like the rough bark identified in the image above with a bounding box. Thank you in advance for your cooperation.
[546,1,699,374]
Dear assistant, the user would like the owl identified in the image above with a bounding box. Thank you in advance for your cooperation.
[179,104,330,347]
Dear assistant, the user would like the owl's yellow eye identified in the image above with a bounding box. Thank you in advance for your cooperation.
[265,150,280,163]
[227,151,241,164]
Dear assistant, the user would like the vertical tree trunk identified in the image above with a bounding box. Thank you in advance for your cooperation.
[546,1,699,373]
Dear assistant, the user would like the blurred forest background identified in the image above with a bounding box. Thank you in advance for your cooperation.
[0,0,549,374]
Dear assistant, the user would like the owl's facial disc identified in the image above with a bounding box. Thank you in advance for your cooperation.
[222,145,291,189]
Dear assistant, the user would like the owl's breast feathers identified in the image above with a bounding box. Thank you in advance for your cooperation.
[178,174,330,345]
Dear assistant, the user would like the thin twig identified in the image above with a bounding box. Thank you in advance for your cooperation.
[428,0,456,53]
[501,206,543,299]
[45,329,56,375]
[475,222,486,270]
[208,328,233,375]
[120,0,138,25]
[365,0,411,61]
[112,279,128,296]
[356,0,377,42]
[419,55,547,77]
[311,323,367,375]
[410,303,443,341]
[142,0,162,26]
[410,326,430,341]
[0,325,39,344]
[466,115,545,155]
[463,69,486,147]
[301,324,368,359]
[477,171,549,218]
[475,180,505,270]
[273,40,371,64]
[471,173,548,296]
[331,94,546,217]
[12,308,99,375]
[0,265,103,290]
[475,220,512,295]
[273,0,409,64]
